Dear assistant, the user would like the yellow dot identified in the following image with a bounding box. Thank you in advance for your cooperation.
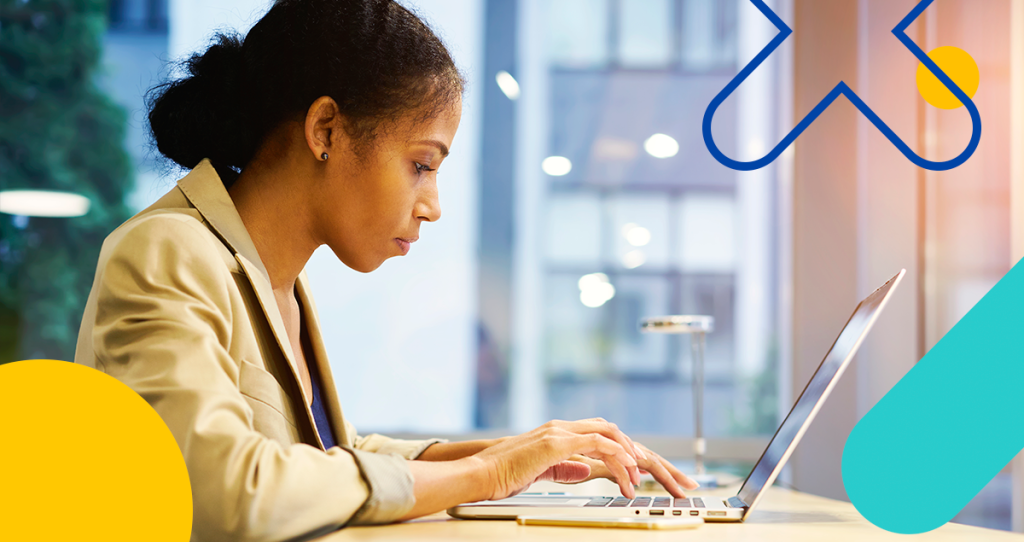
[916,46,980,110]
[0,360,191,541]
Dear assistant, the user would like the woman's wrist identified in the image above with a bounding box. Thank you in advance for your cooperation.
[400,456,494,520]
[416,437,508,461]
[459,455,495,503]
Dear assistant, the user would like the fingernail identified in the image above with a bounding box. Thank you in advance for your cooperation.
[633,445,648,460]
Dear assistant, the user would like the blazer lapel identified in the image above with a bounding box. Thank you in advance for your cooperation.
[296,272,350,446]
[234,254,324,449]
[176,160,319,441]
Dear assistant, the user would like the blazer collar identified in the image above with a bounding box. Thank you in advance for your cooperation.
[176,159,329,445]
[176,159,266,274]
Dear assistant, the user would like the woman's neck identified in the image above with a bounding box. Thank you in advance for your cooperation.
[228,157,321,293]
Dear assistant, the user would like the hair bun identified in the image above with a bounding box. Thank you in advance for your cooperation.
[146,0,463,189]
[148,33,254,174]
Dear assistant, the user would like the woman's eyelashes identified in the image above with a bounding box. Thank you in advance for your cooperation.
[414,162,436,174]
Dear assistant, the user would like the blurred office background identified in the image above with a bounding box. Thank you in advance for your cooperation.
[1,0,1022,532]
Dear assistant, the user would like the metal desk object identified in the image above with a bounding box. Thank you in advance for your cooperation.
[639,315,714,485]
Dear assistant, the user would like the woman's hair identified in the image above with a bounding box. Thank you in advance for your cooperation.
[147,0,464,186]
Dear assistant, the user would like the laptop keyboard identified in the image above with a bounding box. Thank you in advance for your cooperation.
[584,496,706,508]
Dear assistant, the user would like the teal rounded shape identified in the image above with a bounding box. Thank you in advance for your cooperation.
[842,260,1024,533]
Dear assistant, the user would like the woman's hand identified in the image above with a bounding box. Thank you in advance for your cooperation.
[471,418,643,501]
[400,420,701,521]
[566,442,700,498]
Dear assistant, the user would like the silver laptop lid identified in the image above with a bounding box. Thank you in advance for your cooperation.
[736,270,905,516]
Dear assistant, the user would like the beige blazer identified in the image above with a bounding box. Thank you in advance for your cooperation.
[75,159,443,542]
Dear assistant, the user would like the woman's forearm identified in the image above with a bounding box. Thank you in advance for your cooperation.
[399,457,491,520]
[416,437,508,461]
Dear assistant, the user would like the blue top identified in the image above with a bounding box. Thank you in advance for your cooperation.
[307,356,337,449]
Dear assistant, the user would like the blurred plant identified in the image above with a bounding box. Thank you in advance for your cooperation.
[0,0,132,363]
[727,339,780,436]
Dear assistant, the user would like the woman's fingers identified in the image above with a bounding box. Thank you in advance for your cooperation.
[551,419,641,485]
[639,453,685,497]
[638,443,699,491]
[535,460,592,484]
[565,439,701,499]
[562,431,637,498]
[476,423,647,500]
[485,421,706,502]
[633,443,700,497]
[606,455,636,498]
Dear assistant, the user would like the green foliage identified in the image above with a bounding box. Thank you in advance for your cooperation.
[727,339,780,436]
[0,0,133,363]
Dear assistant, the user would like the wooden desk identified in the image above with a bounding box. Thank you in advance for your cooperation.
[321,480,1024,541]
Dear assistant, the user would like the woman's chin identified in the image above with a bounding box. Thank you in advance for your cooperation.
[352,258,387,274]
[331,250,386,274]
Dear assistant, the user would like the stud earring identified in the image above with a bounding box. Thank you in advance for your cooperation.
[321,152,329,161]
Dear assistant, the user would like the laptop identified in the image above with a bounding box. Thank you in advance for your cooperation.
[449,269,905,522]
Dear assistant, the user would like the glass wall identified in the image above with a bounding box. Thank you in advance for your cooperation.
[101,0,171,211]
[493,0,781,440]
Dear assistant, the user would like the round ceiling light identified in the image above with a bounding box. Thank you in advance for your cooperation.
[495,70,521,100]
[644,133,679,159]
[0,190,91,218]
[578,272,615,308]
[542,156,572,176]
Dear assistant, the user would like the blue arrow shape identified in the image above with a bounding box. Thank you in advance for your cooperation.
[703,0,981,172]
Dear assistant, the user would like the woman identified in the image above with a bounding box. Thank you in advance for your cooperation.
[74,0,698,540]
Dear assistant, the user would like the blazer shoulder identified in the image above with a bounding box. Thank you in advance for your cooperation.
[100,208,239,275]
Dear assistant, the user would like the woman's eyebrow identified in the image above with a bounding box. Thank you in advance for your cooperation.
[413,139,450,157]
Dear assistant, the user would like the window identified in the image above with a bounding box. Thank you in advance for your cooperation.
[545,0,738,71]
[619,0,674,68]
[493,0,776,442]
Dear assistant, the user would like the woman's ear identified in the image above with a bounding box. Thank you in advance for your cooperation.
[304,96,341,161]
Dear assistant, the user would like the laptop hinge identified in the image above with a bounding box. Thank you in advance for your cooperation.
[726,496,749,509]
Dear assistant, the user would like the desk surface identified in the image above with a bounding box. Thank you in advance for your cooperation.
[323,480,1023,541]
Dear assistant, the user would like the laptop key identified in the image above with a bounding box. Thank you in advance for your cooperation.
[653,497,671,507]
[584,497,615,507]
[609,497,630,507]
[674,498,691,508]
[693,498,705,508]
[630,497,652,507]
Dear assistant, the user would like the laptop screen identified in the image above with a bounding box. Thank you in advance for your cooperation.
[736,271,903,508]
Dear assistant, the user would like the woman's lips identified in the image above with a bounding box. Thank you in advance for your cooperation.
[395,237,416,255]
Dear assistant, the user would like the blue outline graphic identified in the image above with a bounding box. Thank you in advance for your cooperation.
[702,0,981,172]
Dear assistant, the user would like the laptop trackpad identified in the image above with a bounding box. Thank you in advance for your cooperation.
[465,497,592,507]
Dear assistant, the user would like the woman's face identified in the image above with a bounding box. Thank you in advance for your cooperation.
[316,100,462,273]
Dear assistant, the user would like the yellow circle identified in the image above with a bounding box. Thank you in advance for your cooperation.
[916,46,980,110]
[0,360,191,541]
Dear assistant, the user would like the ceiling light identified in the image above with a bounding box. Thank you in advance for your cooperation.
[621,223,651,247]
[542,156,572,176]
[495,70,521,100]
[644,133,679,159]
[578,272,609,291]
[578,272,615,308]
[622,250,646,269]
[0,190,90,217]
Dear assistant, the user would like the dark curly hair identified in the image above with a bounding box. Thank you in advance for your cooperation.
[146,0,464,187]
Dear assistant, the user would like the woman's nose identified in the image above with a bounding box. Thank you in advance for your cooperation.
[415,182,441,222]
